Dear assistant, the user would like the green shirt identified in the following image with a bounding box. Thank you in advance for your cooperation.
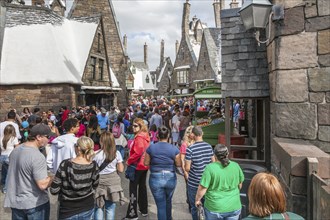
[243,212,305,220]
[200,161,244,213]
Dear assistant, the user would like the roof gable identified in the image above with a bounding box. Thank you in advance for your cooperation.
[0,4,98,85]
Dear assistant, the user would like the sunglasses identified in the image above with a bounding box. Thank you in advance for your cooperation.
[41,135,51,139]
[133,124,140,128]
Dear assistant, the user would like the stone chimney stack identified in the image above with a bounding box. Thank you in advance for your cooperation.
[144,42,148,65]
[175,40,179,56]
[230,0,239,9]
[181,0,191,37]
[123,34,127,54]
[50,0,66,16]
[160,39,165,66]
[213,0,224,28]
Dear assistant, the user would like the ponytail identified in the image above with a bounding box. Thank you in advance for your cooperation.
[76,136,95,162]
[214,144,230,167]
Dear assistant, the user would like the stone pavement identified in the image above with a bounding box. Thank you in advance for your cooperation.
[0,170,192,220]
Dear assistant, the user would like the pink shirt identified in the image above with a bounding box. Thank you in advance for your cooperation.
[180,142,187,154]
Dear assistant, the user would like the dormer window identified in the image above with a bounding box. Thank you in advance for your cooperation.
[145,75,150,83]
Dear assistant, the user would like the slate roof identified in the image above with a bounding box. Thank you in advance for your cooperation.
[203,28,221,82]
[0,3,98,85]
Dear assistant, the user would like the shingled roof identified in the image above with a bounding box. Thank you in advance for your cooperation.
[0,3,98,85]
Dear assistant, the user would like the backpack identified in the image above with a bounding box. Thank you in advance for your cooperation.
[112,122,122,138]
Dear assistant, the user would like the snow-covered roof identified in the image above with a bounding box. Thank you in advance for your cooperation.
[131,61,157,91]
[174,65,190,70]
[109,67,120,87]
[49,0,66,7]
[0,5,98,85]
[157,62,167,83]
[81,86,122,91]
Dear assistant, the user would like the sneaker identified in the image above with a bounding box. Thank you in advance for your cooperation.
[138,210,148,217]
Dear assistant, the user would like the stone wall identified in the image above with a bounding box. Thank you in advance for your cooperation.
[268,1,330,218]
[221,8,269,98]
[0,84,77,120]
[268,2,330,153]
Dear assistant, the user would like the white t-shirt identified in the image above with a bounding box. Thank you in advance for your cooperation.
[0,136,19,156]
[171,115,180,132]
[115,134,128,147]
[94,150,123,175]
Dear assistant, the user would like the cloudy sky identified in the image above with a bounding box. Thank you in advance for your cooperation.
[28,0,241,70]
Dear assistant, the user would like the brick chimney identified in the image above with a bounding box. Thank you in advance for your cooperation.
[144,43,148,65]
[230,0,239,9]
[181,0,190,37]
[213,0,224,28]
[160,39,165,66]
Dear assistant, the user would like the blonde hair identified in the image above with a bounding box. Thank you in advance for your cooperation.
[183,125,195,146]
[2,124,16,150]
[248,172,286,217]
[99,132,116,162]
[76,136,95,162]
[133,118,148,133]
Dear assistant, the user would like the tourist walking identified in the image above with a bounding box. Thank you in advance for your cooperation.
[0,124,19,193]
[0,110,22,140]
[94,132,125,220]
[50,136,99,220]
[185,126,215,220]
[144,126,181,220]
[46,118,80,173]
[4,124,53,219]
[195,144,244,220]
[243,173,304,220]
[124,118,150,220]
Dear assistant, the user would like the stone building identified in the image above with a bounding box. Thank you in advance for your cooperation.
[151,40,174,97]
[220,0,330,218]
[172,0,224,94]
[129,43,157,96]
[0,1,123,119]
[68,0,129,108]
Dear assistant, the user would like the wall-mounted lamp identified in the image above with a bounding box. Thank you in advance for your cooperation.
[239,0,284,46]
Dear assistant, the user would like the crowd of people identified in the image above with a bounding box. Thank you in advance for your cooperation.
[0,96,304,220]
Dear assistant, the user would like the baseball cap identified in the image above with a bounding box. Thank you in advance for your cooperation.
[101,108,107,114]
[192,126,203,136]
[30,124,52,137]
[21,121,29,129]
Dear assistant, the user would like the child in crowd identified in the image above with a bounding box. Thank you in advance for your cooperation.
[149,124,158,144]
[0,124,19,193]
[125,125,135,159]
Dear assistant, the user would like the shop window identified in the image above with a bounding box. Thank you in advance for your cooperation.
[99,59,104,80]
[177,70,188,84]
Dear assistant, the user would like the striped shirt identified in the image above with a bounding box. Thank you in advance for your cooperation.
[50,159,99,219]
[185,141,213,189]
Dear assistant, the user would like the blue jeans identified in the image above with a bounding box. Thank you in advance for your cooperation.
[94,200,116,220]
[62,208,94,220]
[11,201,50,220]
[204,207,241,220]
[0,155,9,192]
[187,185,200,220]
[149,171,177,220]
[116,145,125,160]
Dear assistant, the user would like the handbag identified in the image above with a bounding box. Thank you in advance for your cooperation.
[125,164,137,181]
